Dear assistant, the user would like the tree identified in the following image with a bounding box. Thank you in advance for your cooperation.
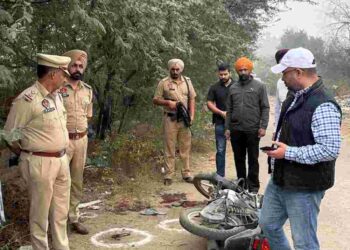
[0,0,317,133]
[327,0,350,48]
[277,28,350,89]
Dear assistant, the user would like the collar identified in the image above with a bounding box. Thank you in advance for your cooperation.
[294,86,311,98]
[294,78,322,98]
[35,81,50,97]
[168,75,184,84]
[65,80,83,89]
[220,78,233,87]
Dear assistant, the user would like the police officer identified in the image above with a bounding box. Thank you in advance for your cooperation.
[4,53,71,250]
[153,59,196,185]
[60,50,93,235]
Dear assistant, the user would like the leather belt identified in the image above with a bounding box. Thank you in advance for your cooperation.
[22,149,66,158]
[69,130,87,140]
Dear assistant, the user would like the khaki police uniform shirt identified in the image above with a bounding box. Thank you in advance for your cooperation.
[154,76,196,113]
[4,81,69,152]
[60,81,93,133]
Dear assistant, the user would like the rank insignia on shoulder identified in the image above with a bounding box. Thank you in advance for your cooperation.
[59,87,69,97]
[42,99,55,113]
[23,89,37,102]
[24,93,33,102]
[82,82,92,89]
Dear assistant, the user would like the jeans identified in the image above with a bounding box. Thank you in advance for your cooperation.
[215,123,226,177]
[230,130,260,192]
[259,178,325,250]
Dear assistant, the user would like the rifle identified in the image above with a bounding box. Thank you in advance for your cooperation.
[176,102,191,128]
[164,98,191,127]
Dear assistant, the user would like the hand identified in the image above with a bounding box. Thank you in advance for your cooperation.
[258,128,266,138]
[225,130,230,140]
[221,111,227,119]
[168,100,177,110]
[264,141,287,159]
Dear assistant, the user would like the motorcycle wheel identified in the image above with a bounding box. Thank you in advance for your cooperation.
[193,173,240,199]
[179,207,246,240]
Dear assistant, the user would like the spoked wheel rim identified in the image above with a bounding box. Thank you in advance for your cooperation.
[193,178,215,199]
[180,207,246,240]
[186,209,240,228]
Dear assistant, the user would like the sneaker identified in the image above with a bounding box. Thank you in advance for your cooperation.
[71,222,89,235]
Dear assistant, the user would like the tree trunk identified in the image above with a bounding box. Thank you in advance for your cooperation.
[96,71,114,139]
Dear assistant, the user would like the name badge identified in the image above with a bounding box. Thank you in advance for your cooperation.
[168,83,175,91]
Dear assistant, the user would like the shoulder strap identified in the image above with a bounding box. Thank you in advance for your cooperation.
[183,76,190,108]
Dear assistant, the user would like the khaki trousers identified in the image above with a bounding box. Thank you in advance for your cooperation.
[66,135,88,223]
[163,115,192,179]
[19,153,70,250]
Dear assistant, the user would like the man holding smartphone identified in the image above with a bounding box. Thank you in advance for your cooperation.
[260,47,342,250]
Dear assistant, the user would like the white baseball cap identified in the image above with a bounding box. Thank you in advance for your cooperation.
[271,47,316,74]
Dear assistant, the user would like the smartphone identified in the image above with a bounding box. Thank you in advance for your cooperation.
[260,146,277,151]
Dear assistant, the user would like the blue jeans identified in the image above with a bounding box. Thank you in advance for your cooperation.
[215,124,226,177]
[259,179,325,250]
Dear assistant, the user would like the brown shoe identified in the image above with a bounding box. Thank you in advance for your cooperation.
[183,176,193,183]
[164,179,173,186]
[71,222,89,235]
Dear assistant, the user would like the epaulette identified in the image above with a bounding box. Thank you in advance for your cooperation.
[160,76,169,83]
[183,76,191,81]
[82,81,92,89]
[22,89,38,102]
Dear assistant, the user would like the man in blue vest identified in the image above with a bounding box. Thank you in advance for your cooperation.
[260,47,342,250]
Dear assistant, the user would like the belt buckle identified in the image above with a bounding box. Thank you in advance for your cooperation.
[59,150,65,157]
[75,134,79,140]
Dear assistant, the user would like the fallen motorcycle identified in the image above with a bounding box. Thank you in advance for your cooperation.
[179,173,270,250]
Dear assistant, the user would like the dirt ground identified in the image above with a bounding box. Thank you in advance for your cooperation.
[2,97,349,249]
[68,99,350,250]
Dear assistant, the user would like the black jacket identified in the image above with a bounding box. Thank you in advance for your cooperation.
[225,77,270,132]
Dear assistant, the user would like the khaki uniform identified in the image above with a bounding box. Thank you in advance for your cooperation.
[154,76,196,179]
[4,81,70,250]
[60,81,93,223]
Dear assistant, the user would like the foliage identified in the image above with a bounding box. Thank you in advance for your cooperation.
[327,0,350,48]
[0,0,315,136]
[277,28,350,88]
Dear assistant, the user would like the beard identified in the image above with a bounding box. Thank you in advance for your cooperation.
[70,72,83,81]
[170,72,180,79]
[239,74,250,82]
[220,78,230,84]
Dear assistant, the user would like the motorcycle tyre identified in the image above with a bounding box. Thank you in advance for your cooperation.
[193,173,238,199]
[180,207,246,241]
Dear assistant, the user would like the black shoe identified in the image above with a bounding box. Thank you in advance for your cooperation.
[71,222,89,235]
[183,176,193,183]
[164,179,173,186]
